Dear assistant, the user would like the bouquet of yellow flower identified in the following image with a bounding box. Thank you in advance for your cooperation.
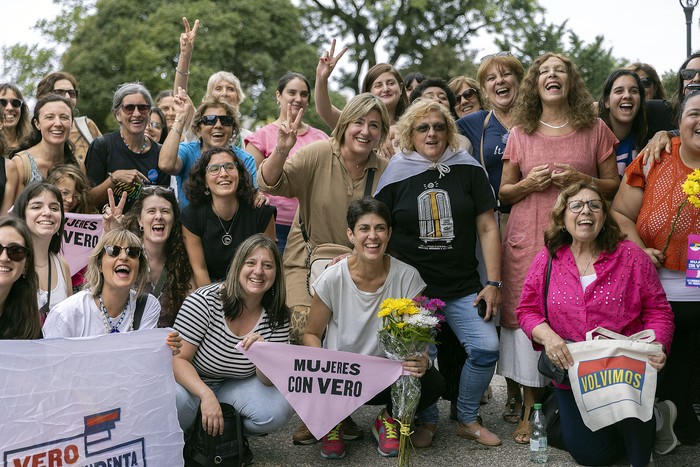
[662,169,700,256]
[377,296,444,466]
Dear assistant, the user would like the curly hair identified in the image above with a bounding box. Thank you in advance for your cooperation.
[47,164,96,214]
[544,181,625,256]
[0,82,32,149]
[185,147,255,207]
[0,216,41,339]
[221,234,289,330]
[123,187,193,326]
[14,182,66,255]
[408,77,458,120]
[511,53,596,134]
[361,63,409,121]
[598,69,647,151]
[396,98,459,154]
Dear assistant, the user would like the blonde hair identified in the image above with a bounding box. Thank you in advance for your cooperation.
[396,99,459,154]
[83,229,149,297]
[206,71,246,105]
[330,93,390,149]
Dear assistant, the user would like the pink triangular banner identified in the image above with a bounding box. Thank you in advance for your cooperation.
[237,342,404,439]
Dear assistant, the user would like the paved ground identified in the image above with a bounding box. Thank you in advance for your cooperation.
[247,375,700,466]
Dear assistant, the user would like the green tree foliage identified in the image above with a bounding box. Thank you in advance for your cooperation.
[298,0,543,93]
[497,17,625,99]
[662,70,678,100]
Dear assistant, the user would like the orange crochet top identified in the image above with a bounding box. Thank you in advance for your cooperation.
[625,137,700,270]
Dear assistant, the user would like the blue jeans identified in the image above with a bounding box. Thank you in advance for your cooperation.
[275,223,291,256]
[176,376,293,435]
[443,293,499,424]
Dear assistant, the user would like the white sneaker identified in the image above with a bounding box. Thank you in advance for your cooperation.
[654,400,678,455]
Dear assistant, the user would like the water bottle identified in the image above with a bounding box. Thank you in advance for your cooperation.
[530,403,549,463]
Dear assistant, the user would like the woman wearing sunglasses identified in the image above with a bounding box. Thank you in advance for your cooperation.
[0,83,32,155]
[35,71,102,164]
[14,182,72,320]
[85,82,170,212]
[448,76,483,119]
[120,186,194,327]
[0,216,41,340]
[159,91,258,209]
[182,147,275,288]
[42,228,159,337]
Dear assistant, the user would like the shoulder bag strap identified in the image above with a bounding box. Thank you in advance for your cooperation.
[74,116,95,144]
[132,295,147,330]
[364,168,376,197]
[543,254,553,322]
[479,111,492,171]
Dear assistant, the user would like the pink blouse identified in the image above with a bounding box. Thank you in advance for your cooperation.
[516,240,674,353]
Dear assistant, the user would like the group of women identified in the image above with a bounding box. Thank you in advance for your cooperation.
[1,20,699,465]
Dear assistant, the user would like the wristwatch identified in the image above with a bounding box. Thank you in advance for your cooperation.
[486,280,503,289]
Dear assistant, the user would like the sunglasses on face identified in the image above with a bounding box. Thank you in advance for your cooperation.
[200,115,234,127]
[0,98,23,108]
[639,78,653,88]
[140,185,174,196]
[681,68,700,80]
[567,200,603,213]
[480,51,512,63]
[455,88,478,103]
[206,161,238,175]
[0,243,29,262]
[414,123,447,133]
[104,245,142,259]
[53,89,79,99]
[120,104,151,114]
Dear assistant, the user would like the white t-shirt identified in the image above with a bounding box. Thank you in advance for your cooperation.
[42,290,160,338]
[312,256,426,358]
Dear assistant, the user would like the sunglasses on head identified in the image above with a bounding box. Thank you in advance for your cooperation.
[681,68,700,80]
[53,89,79,99]
[120,104,151,114]
[200,115,234,127]
[480,51,512,63]
[0,243,29,262]
[104,245,142,259]
[639,78,653,88]
[0,98,23,108]
[455,88,478,103]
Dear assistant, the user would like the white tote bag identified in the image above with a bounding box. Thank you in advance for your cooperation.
[567,327,662,431]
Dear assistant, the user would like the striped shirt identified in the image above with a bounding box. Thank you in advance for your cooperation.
[175,283,289,384]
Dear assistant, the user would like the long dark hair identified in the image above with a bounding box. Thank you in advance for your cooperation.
[221,234,289,330]
[123,187,193,325]
[544,181,625,256]
[10,94,78,166]
[598,69,647,151]
[362,63,409,121]
[184,147,255,207]
[0,82,32,148]
[673,53,700,121]
[14,182,66,255]
[0,216,41,339]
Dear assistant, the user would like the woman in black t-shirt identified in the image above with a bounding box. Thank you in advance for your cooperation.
[181,147,275,286]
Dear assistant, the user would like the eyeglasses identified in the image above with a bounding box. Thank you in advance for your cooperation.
[104,245,142,259]
[480,51,512,63]
[206,161,238,175]
[455,88,479,103]
[414,123,447,133]
[681,68,700,80]
[639,78,653,89]
[120,104,151,114]
[0,243,29,262]
[200,115,234,127]
[0,98,23,108]
[53,89,79,99]
[567,200,603,213]
[148,121,162,130]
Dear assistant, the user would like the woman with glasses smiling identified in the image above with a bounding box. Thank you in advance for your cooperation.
[0,216,41,340]
[159,91,258,209]
[448,76,483,119]
[35,71,102,164]
[0,83,32,155]
[181,147,275,288]
[85,82,170,213]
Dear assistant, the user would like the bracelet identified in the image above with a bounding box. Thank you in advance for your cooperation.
[275,145,289,156]
[107,172,116,185]
[176,69,190,76]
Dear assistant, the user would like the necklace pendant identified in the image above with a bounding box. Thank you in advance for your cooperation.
[110,328,120,333]
[222,234,233,246]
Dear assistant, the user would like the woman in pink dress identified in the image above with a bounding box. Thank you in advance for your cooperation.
[498,52,619,444]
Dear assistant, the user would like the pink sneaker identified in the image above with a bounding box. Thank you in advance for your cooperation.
[321,422,346,459]
[372,409,399,457]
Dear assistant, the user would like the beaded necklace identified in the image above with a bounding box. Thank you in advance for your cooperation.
[98,294,132,333]
[119,129,147,154]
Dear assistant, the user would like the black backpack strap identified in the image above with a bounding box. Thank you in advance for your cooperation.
[364,168,375,197]
[132,295,147,330]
